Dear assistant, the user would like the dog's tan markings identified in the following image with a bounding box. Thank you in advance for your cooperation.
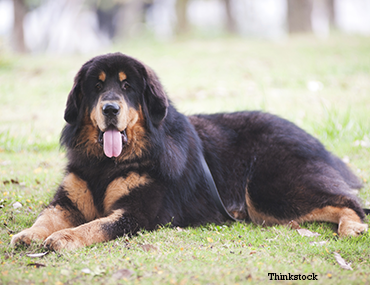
[99,71,106,82]
[76,110,103,158]
[90,96,107,131]
[63,173,98,222]
[89,107,98,128]
[118,71,127,82]
[245,186,368,236]
[230,211,248,220]
[245,191,282,226]
[119,108,148,161]
[10,205,74,247]
[298,206,368,237]
[90,97,106,131]
[43,209,124,251]
[116,98,130,131]
[104,172,151,214]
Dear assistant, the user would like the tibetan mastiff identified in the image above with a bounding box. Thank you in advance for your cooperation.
[11,53,368,250]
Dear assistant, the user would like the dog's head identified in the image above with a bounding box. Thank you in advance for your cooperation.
[63,53,169,159]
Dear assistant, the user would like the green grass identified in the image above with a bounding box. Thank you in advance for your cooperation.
[1,34,370,284]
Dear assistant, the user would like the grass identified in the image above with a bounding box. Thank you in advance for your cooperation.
[1,34,370,284]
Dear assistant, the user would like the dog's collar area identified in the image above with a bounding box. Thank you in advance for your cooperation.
[200,154,245,223]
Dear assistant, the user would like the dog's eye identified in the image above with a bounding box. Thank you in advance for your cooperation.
[122,81,130,90]
[95,82,103,91]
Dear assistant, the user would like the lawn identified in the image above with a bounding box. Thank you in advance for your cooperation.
[1,34,370,284]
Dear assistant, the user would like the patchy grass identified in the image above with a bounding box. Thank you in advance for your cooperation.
[1,34,370,284]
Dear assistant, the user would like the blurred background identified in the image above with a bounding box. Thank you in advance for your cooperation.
[1,0,370,54]
[0,0,370,159]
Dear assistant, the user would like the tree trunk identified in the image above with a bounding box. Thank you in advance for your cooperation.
[116,0,144,39]
[327,0,335,27]
[287,0,314,33]
[12,0,27,53]
[223,0,237,34]
[175,0,189,35]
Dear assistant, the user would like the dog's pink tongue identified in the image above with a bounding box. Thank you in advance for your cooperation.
[103,128,122,158]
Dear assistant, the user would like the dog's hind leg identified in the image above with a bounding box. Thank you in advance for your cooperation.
[298,206,368,237]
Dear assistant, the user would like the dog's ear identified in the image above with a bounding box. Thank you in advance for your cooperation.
[142,66,169,126]
[64,63,89,124]
[64,79,81,124]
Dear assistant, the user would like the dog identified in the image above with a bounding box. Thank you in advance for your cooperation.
[11,53,368,251]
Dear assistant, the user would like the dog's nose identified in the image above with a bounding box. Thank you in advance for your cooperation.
[103,103,120,117]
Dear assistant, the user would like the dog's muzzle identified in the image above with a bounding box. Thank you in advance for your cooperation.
[98,102,128,158]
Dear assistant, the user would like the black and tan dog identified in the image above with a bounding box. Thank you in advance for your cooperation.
[11,53,368,250]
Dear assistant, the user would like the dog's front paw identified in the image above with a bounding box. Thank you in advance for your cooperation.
[43,229,85,251]
[11,228,49,247]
